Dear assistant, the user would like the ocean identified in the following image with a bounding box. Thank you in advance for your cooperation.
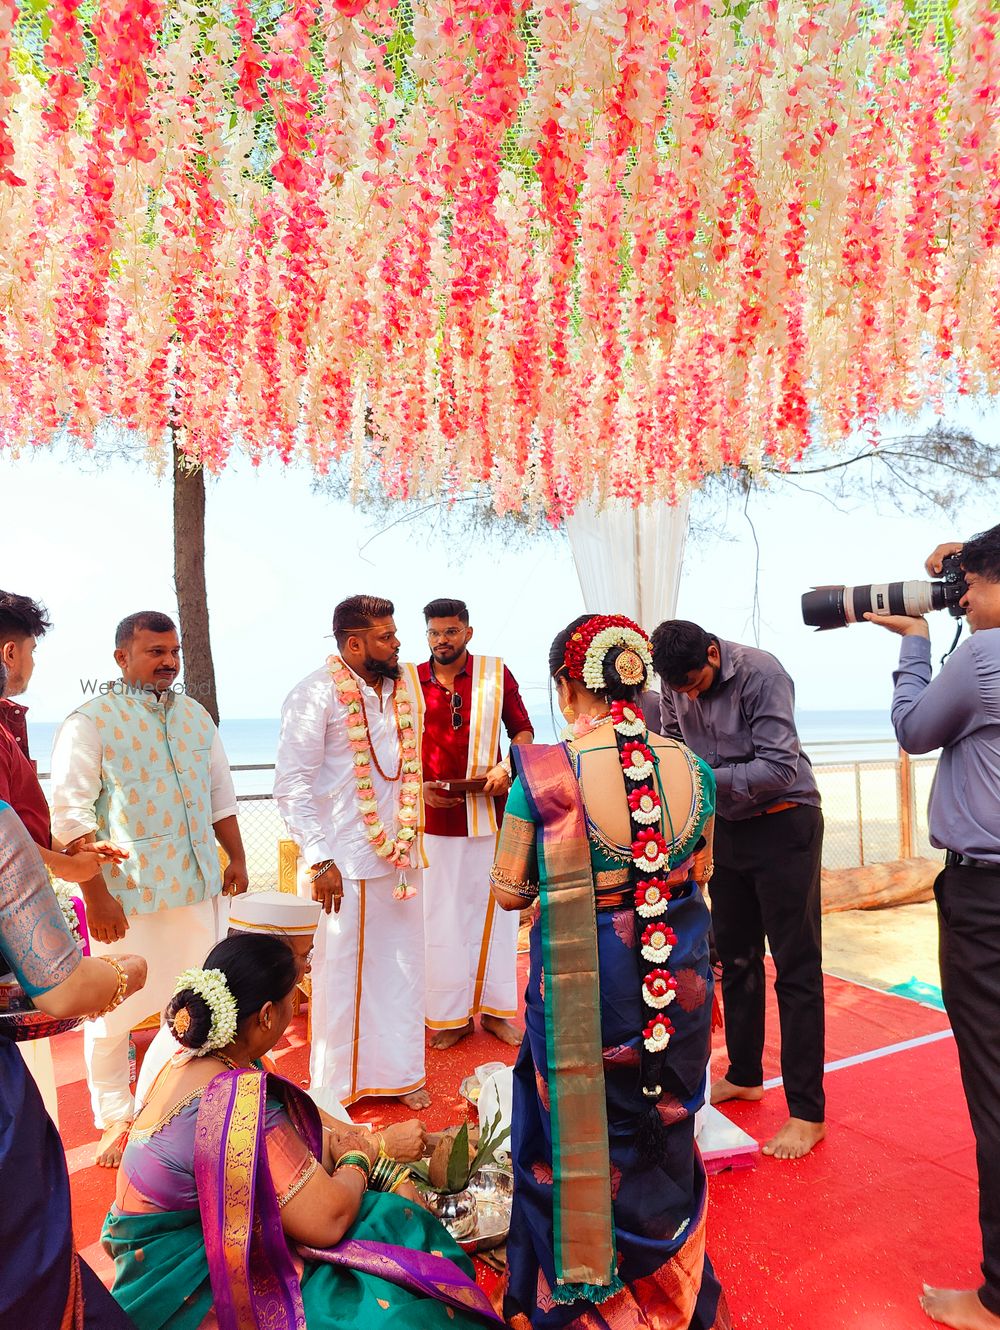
[26,702,898,780]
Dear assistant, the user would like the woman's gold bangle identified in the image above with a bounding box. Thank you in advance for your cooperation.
[92,957,128,1018]
[388,1167,411,1194]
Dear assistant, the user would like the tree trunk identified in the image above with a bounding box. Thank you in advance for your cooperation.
[172,435,220,723]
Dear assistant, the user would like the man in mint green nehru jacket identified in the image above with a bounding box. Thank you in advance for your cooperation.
[50,611,248,1167]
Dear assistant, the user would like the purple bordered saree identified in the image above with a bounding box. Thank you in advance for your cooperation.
[104,1066,502,1330]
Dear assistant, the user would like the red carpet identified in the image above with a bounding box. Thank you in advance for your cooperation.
[56,963,979,1329]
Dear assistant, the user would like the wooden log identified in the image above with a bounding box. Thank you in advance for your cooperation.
[821,857,939,914]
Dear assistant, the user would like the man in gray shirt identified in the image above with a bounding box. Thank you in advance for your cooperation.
[867,523,1000,1330]
[651,621,826,1161]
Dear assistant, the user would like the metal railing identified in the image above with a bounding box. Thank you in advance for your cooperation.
[809,748,938,870]
[40,749,941,886]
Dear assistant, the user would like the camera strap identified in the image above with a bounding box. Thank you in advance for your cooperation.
[940,621,964,668]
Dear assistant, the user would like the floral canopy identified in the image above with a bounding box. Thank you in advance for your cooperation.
[0,0,996,516]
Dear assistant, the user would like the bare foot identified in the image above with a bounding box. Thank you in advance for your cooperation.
[710,1076,764,1106]
[920,1288,1000,1329]
[761,1117,826,1160]
[429,1019,474,1051]
[93,1118,132,1168]
[400,1087,432,1111]
[481,1015,523,1046]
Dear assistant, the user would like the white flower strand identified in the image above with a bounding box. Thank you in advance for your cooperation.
[172,967,239,1054]
[582,627,653,693]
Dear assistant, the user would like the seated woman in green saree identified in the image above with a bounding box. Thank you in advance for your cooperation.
[103,933,501,1330]
[491,614,731,1329]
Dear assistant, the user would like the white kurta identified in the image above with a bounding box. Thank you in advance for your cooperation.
[423,833,518,1029]
[274,663,426,1104]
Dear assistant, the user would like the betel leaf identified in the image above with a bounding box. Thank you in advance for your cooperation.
[446,1122,471,1194]
[405,1159,432,1184]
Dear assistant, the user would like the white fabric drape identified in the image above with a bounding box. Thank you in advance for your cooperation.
[564,496,690,633]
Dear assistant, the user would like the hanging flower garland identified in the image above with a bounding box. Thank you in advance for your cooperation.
[0,1,998,499]
[328,655,421,896]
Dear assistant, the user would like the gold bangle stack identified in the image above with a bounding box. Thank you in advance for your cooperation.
[92,957,129,1018]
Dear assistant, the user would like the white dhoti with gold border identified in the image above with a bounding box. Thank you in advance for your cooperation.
[308,869,426,1106]
[423,833,518,1030]
[85,893,227,1128]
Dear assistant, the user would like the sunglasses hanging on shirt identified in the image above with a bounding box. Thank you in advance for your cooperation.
[451,692,464,730]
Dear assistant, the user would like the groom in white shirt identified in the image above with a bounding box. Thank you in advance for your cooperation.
[274,595,430,1111]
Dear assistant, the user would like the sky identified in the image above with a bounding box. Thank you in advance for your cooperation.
[1,407,997,723]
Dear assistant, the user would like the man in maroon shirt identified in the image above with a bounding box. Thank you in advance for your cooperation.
[419,598,534,1049]
[0,589,51,768]
[0,615,126,885]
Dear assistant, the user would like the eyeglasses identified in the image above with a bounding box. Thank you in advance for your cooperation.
[451,692,464,730]
[427,628,464,642]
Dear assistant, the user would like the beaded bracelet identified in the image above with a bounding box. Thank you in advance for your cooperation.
[92,957,129,1018]
[335,1150,373,1179]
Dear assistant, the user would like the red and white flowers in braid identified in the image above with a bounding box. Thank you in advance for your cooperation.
[610,698,679,1063]
[328,656,421,882]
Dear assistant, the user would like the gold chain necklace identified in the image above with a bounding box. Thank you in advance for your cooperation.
[356,686,404,783]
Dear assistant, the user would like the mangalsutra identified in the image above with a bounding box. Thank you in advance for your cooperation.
[212,1052,244,1071]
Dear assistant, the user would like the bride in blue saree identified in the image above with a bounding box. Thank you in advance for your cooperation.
[490,615,731,1329]
[102,932,502,1330]
[0,799,146,1328]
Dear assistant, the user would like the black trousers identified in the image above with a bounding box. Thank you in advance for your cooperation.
[934,864,1000,1316]
[710,803,826,1122]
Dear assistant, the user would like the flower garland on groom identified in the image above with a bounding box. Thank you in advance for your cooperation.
[329,654,421,898]
[275,595,432,1112]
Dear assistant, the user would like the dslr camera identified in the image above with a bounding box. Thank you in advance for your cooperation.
[802,553,968,631]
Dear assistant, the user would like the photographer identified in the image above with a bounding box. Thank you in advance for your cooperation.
[650,620,826,1162]
[866,522,1000,1330]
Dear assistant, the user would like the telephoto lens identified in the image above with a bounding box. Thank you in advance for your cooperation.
[802,581,945,630]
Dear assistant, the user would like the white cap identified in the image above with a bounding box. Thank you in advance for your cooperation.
[227,890,322,937]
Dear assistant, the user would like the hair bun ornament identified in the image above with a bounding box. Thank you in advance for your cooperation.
[173,1006,192,1038]
[170,967,238,1054]
[615,649,646,686]
[562,614,654,693]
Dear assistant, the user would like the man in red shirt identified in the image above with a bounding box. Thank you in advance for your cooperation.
[419,598,534,1049]
[0,605,126,886]
[0,589,51,768]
